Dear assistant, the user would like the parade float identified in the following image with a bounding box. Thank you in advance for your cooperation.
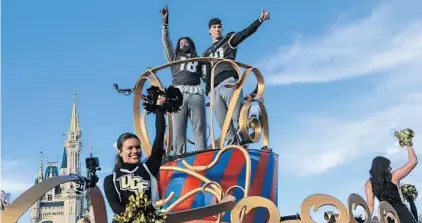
[0,58,403,223]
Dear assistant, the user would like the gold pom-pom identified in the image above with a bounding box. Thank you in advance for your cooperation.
[400,183,418,202]
[394,128,415,147]
[114,192,167,223]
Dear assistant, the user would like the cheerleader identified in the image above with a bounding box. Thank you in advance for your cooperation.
[365,129,418,223]
[104,96,166,223]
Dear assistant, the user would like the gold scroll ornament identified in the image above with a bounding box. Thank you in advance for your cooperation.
[230,193,401,223]
[133,57,269,156]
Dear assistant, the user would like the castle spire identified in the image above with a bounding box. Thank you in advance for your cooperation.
[34,167,39,184]
[38,152,44,180]
[69,84,80,133]
[89,139,93,157]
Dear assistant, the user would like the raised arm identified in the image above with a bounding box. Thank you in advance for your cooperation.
[160,5,175,62]
[228,9,270,49]
[392,146,418,184]
[145,96,166,177]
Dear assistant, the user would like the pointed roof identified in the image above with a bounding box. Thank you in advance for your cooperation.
[69,84,80,133]
[44,163,59,179]
[34,169,39,185]
[60,147,67,169]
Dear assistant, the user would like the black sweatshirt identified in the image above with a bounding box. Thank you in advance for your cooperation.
[203,18,263,95]
[103,111,166,216]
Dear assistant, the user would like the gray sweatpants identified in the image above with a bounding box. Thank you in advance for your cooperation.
[209,77,244,146]
[172,92,207,155]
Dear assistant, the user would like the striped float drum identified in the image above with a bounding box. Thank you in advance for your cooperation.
[158,149,278,223]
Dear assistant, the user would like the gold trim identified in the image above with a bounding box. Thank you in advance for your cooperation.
[156,191,175,207]
[164,187,221,213]
[228,194,402,223]
[209,59,243,149]
[226,185,245,197]
[164,195,236,223]
[379,201,401,223]
[300,194,349,223]
[159,166,222,198]
[238,68,268,146]
[180,145,251,198]
[230,196,280,223]
[159,145,254,222]
[347,193,371,223]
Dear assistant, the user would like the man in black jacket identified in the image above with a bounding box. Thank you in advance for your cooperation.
[203,9,270,146]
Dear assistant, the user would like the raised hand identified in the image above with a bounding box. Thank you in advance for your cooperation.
[259,9,270,22]
[160,4,169,24]
[156,95,166,106]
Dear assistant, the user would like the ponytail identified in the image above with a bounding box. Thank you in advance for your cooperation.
[114,154,124,171]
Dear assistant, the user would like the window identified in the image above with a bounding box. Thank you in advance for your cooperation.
[47,194,52,201]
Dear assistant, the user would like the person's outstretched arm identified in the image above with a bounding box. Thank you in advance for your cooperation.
[145,96,166,177]
[228,9,270,49]
[161,5,175,62]
[392,146,418,184]
[103,175,125,215]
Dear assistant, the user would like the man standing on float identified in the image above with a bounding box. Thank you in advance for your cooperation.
[203,9,270,145]
[160,5,207,155]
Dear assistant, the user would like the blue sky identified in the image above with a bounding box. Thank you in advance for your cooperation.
[2,0,422,222]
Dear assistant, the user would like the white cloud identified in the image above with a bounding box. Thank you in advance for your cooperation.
[279,100,422,177]
[386,147,400,155]
[267,0,422,177]
[259,0,422,85]
[0,181,32,195]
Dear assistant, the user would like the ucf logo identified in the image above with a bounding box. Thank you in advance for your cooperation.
[117,174,150,194]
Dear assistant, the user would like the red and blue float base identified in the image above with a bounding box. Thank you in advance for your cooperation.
[159,148,278,223]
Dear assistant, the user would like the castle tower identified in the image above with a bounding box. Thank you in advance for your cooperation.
[62,85,84,223]
[30,85,91,223]
[30,153,43,221]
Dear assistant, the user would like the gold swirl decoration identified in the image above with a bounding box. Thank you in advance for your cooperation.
[299,194,349,223]
[238,67,268,146]
[133,57,269,156]
[379,201,401,223]
[229,193,401,223]
[156,167,226,222]
[157,166,223,211]
[180,145,251,198]
[230,196,280,223]
[347,193,371,223]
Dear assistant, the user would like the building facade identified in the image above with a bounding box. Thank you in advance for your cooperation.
[30,88,94,223]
